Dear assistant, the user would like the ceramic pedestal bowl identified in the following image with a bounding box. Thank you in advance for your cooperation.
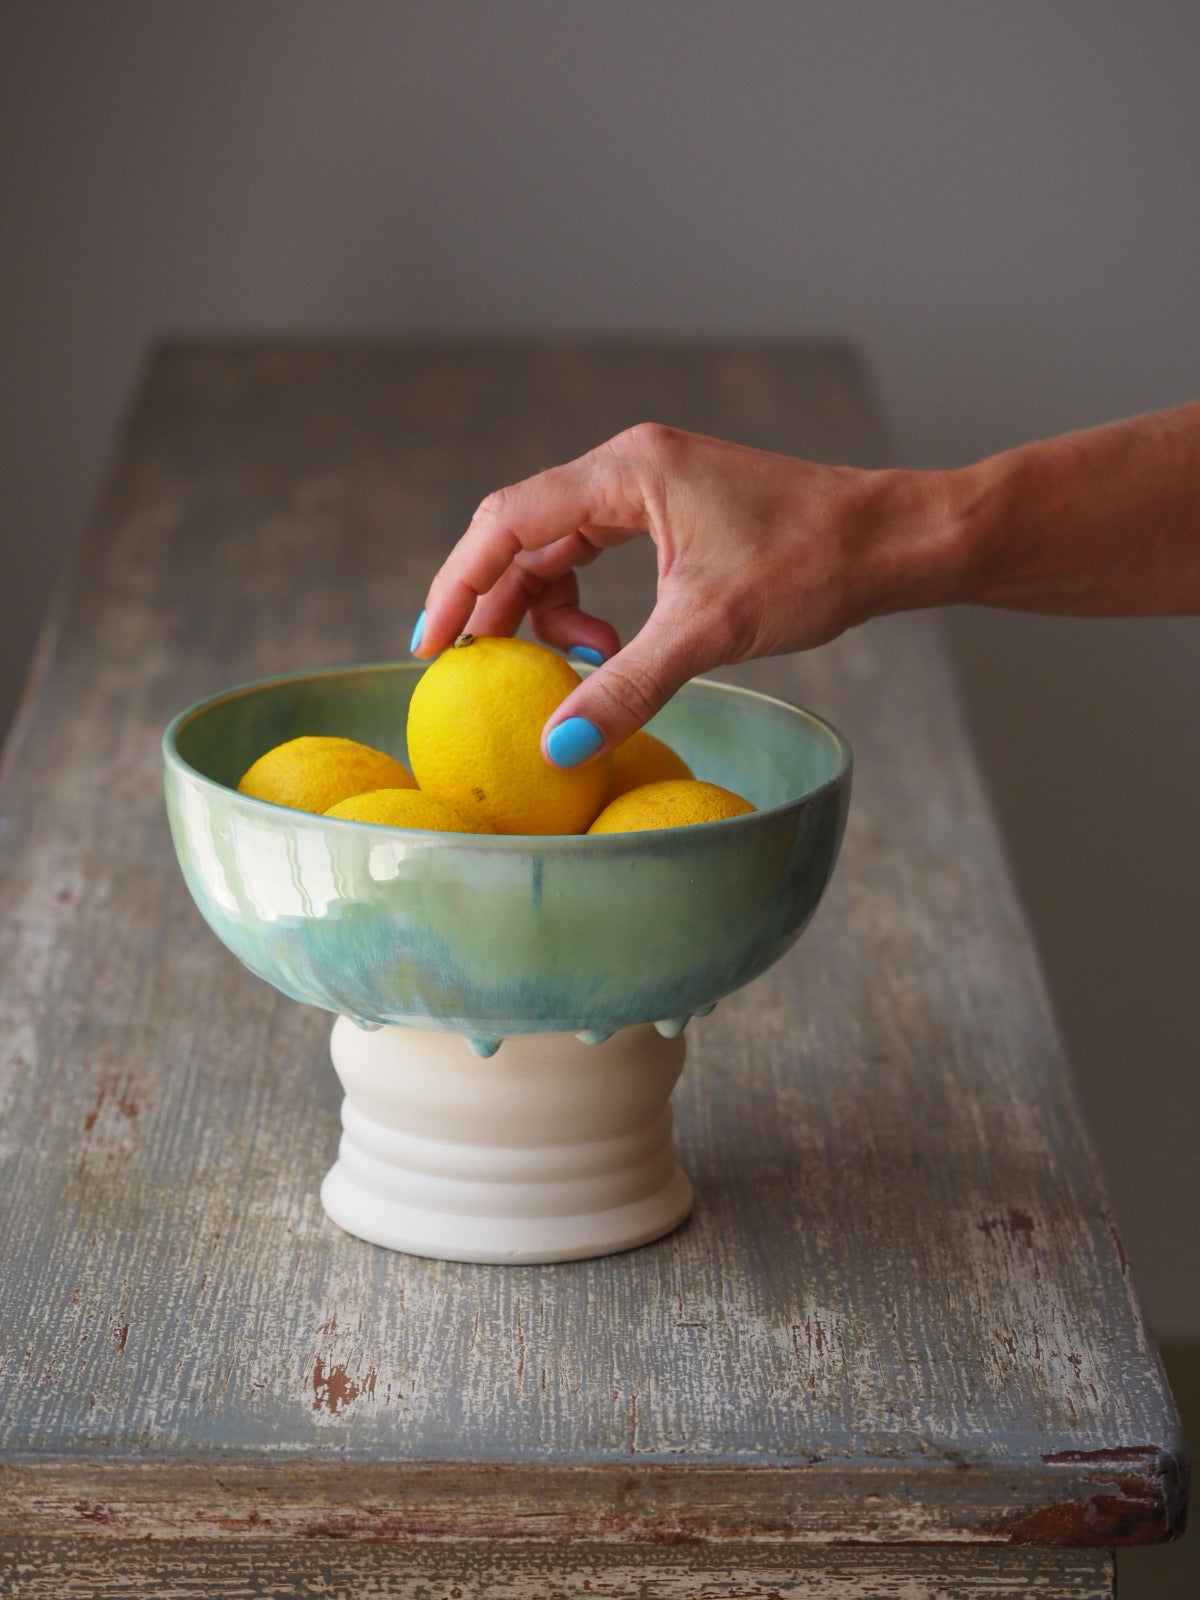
[163,664,851,1264]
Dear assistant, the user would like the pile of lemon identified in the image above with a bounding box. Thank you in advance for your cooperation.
[237,637,754,837]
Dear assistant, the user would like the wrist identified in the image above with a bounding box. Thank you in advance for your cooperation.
[946,431,1098,611]
[932,453,1020,609]
[850,466,980,622]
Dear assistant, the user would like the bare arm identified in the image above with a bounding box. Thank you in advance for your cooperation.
[952,402,1200,616]
[414,403,1200,765]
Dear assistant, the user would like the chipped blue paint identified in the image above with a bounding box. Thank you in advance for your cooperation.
[163,664,851,1041]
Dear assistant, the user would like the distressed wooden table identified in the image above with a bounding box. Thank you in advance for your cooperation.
[0,341,1186,1598]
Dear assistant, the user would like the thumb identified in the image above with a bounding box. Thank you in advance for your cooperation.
[541,601,715,768]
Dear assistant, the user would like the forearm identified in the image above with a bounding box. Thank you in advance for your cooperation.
[417,404,1200,758]
[941,402,1200,616]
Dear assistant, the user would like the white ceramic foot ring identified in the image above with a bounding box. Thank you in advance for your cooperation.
[320,1018,694,1263]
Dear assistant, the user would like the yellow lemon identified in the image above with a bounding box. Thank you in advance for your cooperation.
[407,635,610,834]
[324,788,488,832]
[238,736,415,815]
[588,777,755,835]
[607,729,693,801]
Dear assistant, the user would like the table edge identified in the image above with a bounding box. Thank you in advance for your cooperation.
[1,1447,1186,1546]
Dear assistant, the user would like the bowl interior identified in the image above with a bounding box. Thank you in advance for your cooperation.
[171,661,846,819]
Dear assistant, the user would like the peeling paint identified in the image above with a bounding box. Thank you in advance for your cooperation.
[309,1356,378,1416]
[73,1503,115,1525]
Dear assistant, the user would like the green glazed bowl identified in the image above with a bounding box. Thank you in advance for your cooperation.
[163,664,851,1055]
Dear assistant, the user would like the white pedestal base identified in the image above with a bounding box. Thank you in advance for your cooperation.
[320,1018,694,1263]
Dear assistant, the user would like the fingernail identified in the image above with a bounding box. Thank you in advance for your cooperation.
[568,645,605,667]
[546,716,604,768]
[409,609,426,655]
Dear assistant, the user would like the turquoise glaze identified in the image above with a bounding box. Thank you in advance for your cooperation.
[162,664,851,1044]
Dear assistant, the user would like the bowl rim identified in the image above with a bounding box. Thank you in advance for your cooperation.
[162,660,852,847]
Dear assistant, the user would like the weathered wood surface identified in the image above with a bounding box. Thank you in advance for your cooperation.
[0,1538,1114,1599]
[0,345,1185,1573]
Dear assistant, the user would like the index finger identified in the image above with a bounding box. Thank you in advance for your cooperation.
[415,445,649,656]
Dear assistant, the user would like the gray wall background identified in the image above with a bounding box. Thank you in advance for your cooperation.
[1,2,1197,1334]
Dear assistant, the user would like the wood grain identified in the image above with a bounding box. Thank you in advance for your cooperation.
[0,1538,1114,1599]
[0,344,1184,1579]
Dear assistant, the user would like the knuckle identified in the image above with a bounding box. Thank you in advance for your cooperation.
[473,486,511,525]
[468,486,523,559]
[595,423,681,522]
[614,420,678,459]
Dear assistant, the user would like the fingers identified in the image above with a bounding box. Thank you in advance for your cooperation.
[541,597,717,768]
[524,575,621,662]
[463,529,602,635]
[466,567,621,663]
[415,447,649,656]
[464,563,548,639]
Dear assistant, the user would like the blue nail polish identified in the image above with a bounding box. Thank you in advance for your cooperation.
[409,609,426,655]
[546,717,604,769]
[568,645,605,667]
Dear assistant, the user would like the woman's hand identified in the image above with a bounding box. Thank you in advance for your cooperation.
[413,424,956,766]
[413,402,1200,766]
